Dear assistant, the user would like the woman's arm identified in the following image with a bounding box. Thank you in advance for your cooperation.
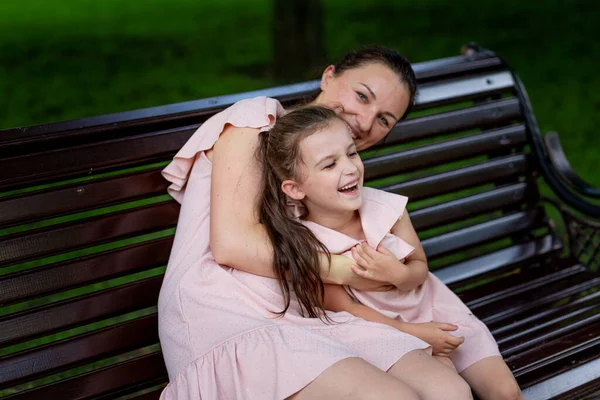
[208,124,389,289]
[209,125,276,277]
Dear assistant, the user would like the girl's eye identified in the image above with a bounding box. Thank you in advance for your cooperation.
[357,92,367,102]
[348,152,358,157]
[379,116,389,127]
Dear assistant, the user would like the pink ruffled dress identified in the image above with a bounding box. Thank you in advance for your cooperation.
[299,187,501,373]
[157,97,429,400]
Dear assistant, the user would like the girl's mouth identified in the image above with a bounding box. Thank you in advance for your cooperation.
[338,182,359,195]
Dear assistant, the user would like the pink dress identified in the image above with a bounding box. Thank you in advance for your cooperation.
[300,187,501,373]
[158,97,429,400]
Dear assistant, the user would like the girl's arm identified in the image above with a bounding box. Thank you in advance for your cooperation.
[208,125,387,289]
[323,284,463,356]
[389,211,429,291]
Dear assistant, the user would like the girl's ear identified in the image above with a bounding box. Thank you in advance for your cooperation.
[320,65,336,91]
[281,179,306,200]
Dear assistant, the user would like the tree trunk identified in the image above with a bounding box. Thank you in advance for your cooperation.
[273,0,324,82]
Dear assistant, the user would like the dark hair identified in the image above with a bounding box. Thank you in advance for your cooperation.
[257,106,341,320]
[331,45,418,119]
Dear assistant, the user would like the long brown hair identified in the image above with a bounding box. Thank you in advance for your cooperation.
[257,106,341,320]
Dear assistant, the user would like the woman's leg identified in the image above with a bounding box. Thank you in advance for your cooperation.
[287,357,421,400]
[460,356,523,400]
[388,349,473,400]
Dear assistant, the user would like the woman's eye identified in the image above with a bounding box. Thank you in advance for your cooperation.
[348,152,358,157]
[379,116,389,127]
[324,162,336,169]
[357,92,367,102]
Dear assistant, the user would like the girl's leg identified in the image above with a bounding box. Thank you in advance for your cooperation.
[287,357,421,400]
[388,349,473,400]
[460,356,523,400]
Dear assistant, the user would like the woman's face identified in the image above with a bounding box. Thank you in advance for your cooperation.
[315,63,411,151]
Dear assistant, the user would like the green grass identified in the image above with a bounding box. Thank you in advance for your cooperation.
[0,0,598,188]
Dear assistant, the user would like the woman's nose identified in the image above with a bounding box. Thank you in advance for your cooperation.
[357,109,376,133]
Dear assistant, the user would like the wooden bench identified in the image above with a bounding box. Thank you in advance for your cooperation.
[1,44,599,400]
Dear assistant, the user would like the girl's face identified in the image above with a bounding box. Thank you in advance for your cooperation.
[315,63,411,151]
[283,119,365,217]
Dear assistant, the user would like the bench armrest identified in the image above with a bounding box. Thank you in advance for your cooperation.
[544,132,600,198]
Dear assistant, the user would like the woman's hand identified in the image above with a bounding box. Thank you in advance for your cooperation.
[350,242,409,285]
[410,322,464,357]
[327,254,395,291]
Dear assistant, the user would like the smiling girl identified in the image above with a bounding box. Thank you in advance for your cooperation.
[257,106,523,400]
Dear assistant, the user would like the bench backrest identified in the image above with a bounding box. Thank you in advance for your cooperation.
[0,50,558,399]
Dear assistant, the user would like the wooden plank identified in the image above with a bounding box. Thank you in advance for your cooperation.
[434,234,562,286]
[521,358,600,400]
[477,272,600,325]
[421,209,544,259]
[0,201,179,267]
[0,169,167,228]
[0,314,158,387]
[0,276,162,347]
[4,352,167,400]
[410,182,531,231]
[380,97,522,147]
[364,125,527,181]
[378,153,530,201]
[508,321,600,388]
[0,237,173,305]
[0,127,193,191]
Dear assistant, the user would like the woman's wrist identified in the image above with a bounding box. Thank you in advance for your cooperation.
[321,254,351,285]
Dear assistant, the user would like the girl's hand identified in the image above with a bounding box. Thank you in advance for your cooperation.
[350,242,408,285]
[328,254,395,291]
[411,322,465,356]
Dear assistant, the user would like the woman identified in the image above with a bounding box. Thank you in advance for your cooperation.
[158,46,475,400]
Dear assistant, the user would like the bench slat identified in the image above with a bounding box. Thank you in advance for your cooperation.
[380,154,530,201]
[3,352,167,400]
[411,183,531,231]
[381,97,522,146]
[0,237,173,305]
[0,169,167,228]
[435,234,562,286]
[464,262,585,312]
[0,127,193,192]
[422,209,544,259]
[499,302,600,357]
[0,276,162,347]
[479,272,600,325]
[0,314,159,388]
[493,290,600,339]
[508,321,600,386]
[412,71,515,110]
[364,125,527,181]
[0,201,178,267]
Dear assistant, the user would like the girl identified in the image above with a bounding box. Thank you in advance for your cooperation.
[257,105,523,400]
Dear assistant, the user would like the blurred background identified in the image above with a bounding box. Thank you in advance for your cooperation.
[0,0,598,185]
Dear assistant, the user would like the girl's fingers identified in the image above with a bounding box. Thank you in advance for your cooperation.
[355,244,374,263]
[437,323,458,331]
[350,264,369,277]
[351,247,369,268]
[446,335,465,347]
[360,242,380,259]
